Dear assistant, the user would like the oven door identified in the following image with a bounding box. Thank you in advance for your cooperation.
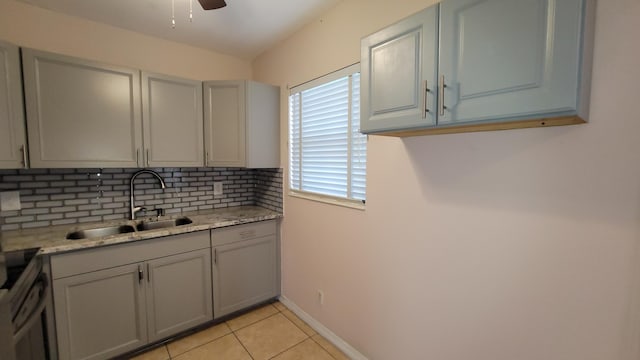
[0,250,49,360]
[14,273,49,360]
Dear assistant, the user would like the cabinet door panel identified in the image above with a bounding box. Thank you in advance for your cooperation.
[146,249,213,342]
[53,264,146,360]
[142,73,204,167]
[439,0,584,124]
[22,49,142,168]
[361,5,438,133]
[0,41,26,168]
[203,81,246,167]
[212,235,277,318]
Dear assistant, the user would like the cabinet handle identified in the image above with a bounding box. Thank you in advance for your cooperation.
[20,145,27,168]
[138,264,143,284]
[438,75,447,116]
[205,151,209,166]
[136,149,140,167]
[214,248,217,264]
[147,263,151,283]
[146,149,150,167]
[423,80,430,119]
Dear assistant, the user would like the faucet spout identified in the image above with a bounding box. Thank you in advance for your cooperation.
[130,169,166,220]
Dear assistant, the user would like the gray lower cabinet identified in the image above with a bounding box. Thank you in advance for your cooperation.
[51,231,212,360]
[146,249,212,343]
[212,220,278,318]
[53,263,147,360]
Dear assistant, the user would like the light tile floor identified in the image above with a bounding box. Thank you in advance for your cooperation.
[131,302,349,360]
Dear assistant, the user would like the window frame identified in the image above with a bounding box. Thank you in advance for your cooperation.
[288,63,366,210]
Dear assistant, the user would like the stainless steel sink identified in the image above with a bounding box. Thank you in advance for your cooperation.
[135,217,193,231]
[66,225,136,240]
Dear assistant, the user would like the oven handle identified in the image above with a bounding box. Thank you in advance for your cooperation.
[12,273,48,345]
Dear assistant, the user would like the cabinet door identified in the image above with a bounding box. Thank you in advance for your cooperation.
[22,49,143,168]
[0,41,27,169]
[146,249,213,342]
[142,72,204,167]
[212,235,277,318]
[360,5,438,134]
[53,263,147,360]
[203,80,246,167]
[245,81,280,168]
[438,0,584,125]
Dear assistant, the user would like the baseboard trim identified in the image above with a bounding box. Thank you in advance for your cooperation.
[278,295,368,360]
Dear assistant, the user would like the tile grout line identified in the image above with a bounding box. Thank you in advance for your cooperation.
[229,305,281,332]
[144,302,332,360]
[309,335,342,360]
[231,331,256,360]
[265,336,310,360]
[166,304,281,359]
[164,324,233,359]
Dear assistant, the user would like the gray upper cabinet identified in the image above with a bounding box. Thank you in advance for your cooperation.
[22,48,143,168]
[142,72,204,167]
[360,5,438,133]
[438,0,587,125]
[0,41,27,168]
[361,0,594,136]
[203,80,279,168]
[211,220,278,318]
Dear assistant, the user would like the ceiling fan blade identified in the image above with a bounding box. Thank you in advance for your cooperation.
[198,0,227,10]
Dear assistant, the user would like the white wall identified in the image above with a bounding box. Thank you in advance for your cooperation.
[254,0,640,359]
[0,0,251,80]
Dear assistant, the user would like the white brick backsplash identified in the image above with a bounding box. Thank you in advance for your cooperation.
[0,167,282,230]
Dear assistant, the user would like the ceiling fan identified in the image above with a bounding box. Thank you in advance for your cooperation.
[198,0,227,10]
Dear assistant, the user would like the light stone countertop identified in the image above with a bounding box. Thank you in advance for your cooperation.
[0,206,282,255]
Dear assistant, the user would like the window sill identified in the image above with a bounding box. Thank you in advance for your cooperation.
[288,191,365,210]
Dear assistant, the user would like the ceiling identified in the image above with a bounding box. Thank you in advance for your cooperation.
[14,0,342,59]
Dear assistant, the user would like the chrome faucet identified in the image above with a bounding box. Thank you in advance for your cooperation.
[130,169,166,220]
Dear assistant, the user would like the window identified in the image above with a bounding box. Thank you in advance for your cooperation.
[289,64,366,207]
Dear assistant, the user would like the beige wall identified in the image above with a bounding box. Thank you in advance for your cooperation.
[254,0,640,359]
[0,0,251,80]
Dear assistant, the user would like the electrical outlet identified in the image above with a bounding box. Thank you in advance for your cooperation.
[213,182,224,195]
[0,191,21,211]
[317,290,324,305]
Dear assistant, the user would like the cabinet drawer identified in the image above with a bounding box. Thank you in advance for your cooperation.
[211,220,276,246]
[51,230,210,279]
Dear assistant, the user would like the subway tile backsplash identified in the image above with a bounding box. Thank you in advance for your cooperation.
[0,167,282,231]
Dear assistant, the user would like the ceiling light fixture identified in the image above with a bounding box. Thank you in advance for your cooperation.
[171,0,194,29]
[171,0,227,28]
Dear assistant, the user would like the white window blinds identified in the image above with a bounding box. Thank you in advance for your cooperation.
[289,64,366,204]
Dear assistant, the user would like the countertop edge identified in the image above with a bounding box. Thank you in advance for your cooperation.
[1,206,282,256]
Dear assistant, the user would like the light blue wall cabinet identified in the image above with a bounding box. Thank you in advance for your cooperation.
[361,0,595,136]
[360,5,438,133]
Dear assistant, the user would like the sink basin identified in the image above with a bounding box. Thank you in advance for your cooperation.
[136,217,193,231]
[66,225,136,240]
